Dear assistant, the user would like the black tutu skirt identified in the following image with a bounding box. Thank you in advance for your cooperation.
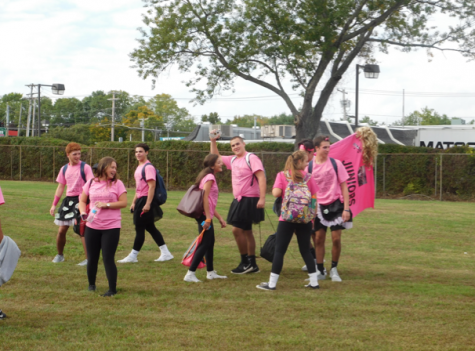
[54,196,80,226]
[133,196,163,226]
[226,197,265,224]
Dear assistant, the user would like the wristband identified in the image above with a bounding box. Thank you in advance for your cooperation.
[205,219,212,223]
[344,209,350,212]
[53,196,60,206]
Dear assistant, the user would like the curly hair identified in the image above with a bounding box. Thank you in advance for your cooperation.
[355,126,378,166]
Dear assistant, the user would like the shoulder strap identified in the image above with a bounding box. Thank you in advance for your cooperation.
[330,158,338,181]
[231,156,237,164]
[308,160,313,174]
[80,162,86,183]
[141,163,153,181]
[62,164,68,177]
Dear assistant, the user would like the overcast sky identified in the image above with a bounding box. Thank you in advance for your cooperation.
[1,0,475,125]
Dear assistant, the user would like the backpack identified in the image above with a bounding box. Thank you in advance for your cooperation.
[63,161,87,183]
[142,163,167,206]
[231,152,262,186]
[281,172,316,223]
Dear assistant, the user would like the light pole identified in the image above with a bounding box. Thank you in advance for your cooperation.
[355,64,379,128]
[34,84,65,136]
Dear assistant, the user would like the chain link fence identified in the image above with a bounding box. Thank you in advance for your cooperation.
[1,145,474,200]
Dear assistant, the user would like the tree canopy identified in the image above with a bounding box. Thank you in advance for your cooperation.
[394,107,452,126]
[131,0,475,143]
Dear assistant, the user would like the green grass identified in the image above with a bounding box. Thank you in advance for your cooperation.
[0,180,474,350]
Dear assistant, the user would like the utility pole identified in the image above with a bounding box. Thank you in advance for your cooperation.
[108,91,119,141]
[6,104,9,136]
[32,99,37,137]
[18,104,23,136]
[337,88,350,121]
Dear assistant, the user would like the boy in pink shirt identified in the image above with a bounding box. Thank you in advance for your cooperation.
[310,136,352,282]
[210,133,266,274]
[50,143,94,265]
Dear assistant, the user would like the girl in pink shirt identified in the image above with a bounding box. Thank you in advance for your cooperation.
[256,150,320,291]
[79,157,127,297]
[184,154,228,283]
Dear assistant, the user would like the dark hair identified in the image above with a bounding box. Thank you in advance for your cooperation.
[313,135,330,147]
[95,157,119,184]
[195,154,219,186]
[230,136,244,143]
[135,143,150,152]
[297,139,314,151]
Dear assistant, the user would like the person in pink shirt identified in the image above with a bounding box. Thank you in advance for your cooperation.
[50,142,94,265]
[311,135,352,282]
[256,150,320,291]
[210,133,266,274]
[79,157,127,297]
[117,143,173,264]
[183,154,228,283]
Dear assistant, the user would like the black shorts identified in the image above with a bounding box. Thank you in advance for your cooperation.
[226,197,264,231]
[313,199,353,232]
[133,196,163,226]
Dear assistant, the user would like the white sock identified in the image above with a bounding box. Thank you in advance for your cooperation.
[159,244,170,255]
[187,270,195,276]
[308,272,318,287]
[131,249,139,257]
[269,273,280,288]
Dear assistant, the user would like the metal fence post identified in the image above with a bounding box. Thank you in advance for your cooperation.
[434,156,437,197]
[383,156,386,196]
[19,145,22,181]
[53,147,55,182]
[10,148,13,180]
[127,149,130,188]
[166,151,169,190]
[440,154,443,201]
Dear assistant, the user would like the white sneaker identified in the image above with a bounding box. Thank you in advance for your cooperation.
[318,268,327,280]
[155,252,174,262]
[117,254,138,263]
[301,264,308,271]
[184,271,202,283]
[330,267,342,282]
[52,255,64,263]
[77,259,88,266]
[207,271,227,280]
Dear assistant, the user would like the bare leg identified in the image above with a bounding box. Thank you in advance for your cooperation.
[331,230,342,262]
[315,228,326,264]
[232,226,248,254]
[244,230,255,256]
[56,226,69,255]
[81,235,88,258]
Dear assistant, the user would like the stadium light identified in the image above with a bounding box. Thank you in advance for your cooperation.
[355,64,380,128]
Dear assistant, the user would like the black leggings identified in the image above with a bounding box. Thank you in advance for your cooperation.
[85,227,120,292]
[133,222,165,251]
[272,221,316,275]
[189,215,215,272]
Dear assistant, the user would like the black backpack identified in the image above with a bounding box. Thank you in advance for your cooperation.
[141,163,167,206]
[63,161,87,182]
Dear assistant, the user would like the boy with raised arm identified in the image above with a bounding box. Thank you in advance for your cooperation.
[210,132,266,274]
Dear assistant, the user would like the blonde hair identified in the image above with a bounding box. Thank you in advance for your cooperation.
[356,126,378,166]
[284,150,307,183]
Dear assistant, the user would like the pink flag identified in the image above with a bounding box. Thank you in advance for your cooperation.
[0,187,4,205]
[329,134,374,217]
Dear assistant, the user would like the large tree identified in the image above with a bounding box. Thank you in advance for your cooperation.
[131,0,475,142]
[393,107,451,126]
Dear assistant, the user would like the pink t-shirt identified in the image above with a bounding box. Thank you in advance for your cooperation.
[310,158,349,205]
[222,152,264,201]
[134,163,156,198]
[56,162,94,197]
[199,173,219,219]
[273,170,319,221]
[82,179,127,230]
[0,187,4,205]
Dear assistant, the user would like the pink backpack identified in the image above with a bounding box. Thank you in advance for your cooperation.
[281,172,316,223]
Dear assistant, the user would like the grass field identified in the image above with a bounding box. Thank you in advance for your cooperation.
[0,180,474,351]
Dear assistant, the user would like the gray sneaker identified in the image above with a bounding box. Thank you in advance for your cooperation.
[52,255,65,263]
[77,259,88,266]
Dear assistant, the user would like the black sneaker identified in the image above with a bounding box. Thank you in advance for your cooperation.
[101,290,116,297]
[0,310,6,319]
[88,285,96,291]
[256,282,276,291]
[305,283,320,289]
[231,262,248,274]
[244,264,260,274]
